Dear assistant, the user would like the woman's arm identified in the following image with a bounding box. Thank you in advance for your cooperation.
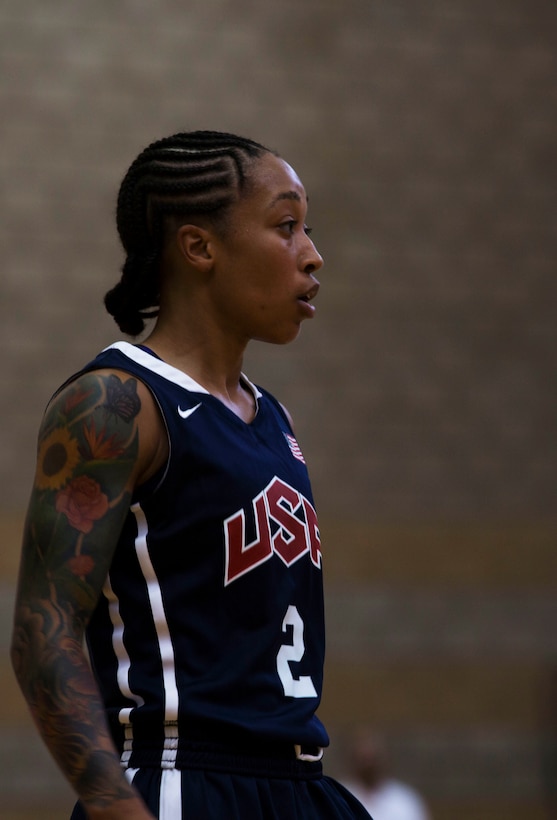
[11,370,166,819]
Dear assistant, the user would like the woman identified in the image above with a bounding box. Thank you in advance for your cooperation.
[11,131,369,819]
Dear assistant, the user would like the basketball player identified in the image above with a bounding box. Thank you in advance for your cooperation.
[11,132,370,819]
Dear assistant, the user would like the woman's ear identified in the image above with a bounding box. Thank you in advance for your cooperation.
[176,224,214,271]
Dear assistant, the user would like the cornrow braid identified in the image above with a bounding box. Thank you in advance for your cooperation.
[105,130,271,336]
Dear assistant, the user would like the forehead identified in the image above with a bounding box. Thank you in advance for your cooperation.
[246,153,306,205]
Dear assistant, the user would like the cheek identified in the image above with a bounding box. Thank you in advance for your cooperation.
[217,244,290,310]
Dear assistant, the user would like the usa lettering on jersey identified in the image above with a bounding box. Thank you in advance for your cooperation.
[224,476,322,585]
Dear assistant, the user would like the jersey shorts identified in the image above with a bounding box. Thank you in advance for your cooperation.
[69,740,371,819]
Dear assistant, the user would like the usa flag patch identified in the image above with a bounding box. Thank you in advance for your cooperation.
[284,433,306,464]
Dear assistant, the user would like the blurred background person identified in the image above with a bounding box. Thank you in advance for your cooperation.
[341,728,430,820]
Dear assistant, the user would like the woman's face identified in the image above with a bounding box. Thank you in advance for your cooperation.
[208,152,324,346]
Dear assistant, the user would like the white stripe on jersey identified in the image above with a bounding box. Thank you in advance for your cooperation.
[104,575,145,729]
[160,768,182,820]
[124,767,183,820]
[132,503,180,723]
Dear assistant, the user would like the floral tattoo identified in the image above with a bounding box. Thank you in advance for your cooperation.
[11,372,144,808]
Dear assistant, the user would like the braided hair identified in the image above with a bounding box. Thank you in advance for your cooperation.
[105,131,271,336]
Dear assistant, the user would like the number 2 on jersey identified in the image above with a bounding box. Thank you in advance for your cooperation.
[276,605,317,698]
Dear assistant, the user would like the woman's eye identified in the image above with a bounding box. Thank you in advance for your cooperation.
[278,220,313,237]
[280,220,296,234]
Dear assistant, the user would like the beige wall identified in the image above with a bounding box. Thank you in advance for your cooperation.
[1,1,556,817]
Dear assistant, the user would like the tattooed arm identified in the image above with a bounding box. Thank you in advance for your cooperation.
[11,370,167,820]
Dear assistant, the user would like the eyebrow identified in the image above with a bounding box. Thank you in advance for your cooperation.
[267,191,308,209]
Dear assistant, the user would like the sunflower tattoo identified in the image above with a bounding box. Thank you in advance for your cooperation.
[36,428,81,491]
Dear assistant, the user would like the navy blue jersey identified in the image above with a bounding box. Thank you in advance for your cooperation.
[75,342,328,763]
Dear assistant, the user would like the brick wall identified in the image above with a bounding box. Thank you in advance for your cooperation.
[1,1,556,817]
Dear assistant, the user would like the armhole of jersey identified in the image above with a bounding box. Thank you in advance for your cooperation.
[259,387,295,435]
[132,387,171,503]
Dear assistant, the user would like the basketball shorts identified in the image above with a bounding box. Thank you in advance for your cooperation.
[69,740,371,819]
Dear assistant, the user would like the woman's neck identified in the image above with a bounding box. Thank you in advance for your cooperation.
[142,327,256,423]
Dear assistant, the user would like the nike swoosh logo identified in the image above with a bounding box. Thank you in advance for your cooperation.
[177,402,202,420]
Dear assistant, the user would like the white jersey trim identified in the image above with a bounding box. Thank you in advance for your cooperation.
[104,575,145,727]
[160,768,182,819]
[105,341,262,399]
[131,503,180,722]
